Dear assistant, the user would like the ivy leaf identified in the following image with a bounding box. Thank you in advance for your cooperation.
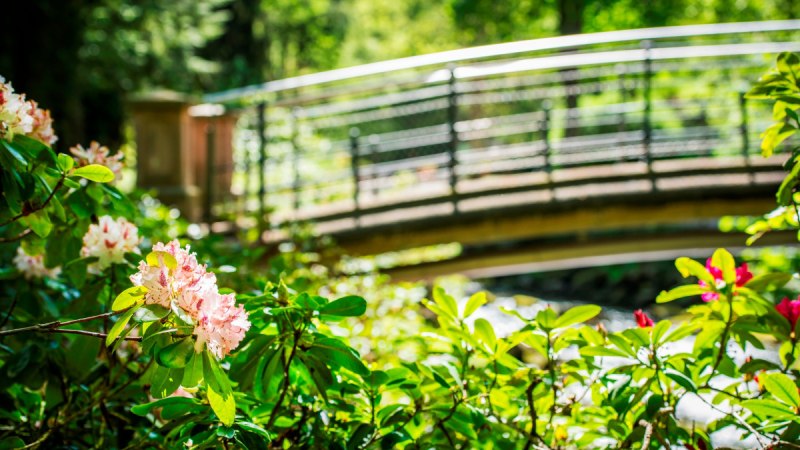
[111,286,148,311]
[72,164,114,183]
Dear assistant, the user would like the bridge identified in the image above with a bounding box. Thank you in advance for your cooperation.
[187,21,800,276]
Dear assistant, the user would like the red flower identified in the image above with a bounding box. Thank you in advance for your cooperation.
[699,258,753,302]
[776,296,800,330]
[634,309,654,328]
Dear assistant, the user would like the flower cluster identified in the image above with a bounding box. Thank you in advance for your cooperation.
[81,216,140,272]
[634,309,654,328]
[0,76,57,145]
[130,240,250,358]
[70,141,124,180]
[776,296,800,331]
[13,247,61,280]
[699,258,752,302]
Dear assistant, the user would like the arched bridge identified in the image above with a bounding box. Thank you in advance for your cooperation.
[199,21,800,275]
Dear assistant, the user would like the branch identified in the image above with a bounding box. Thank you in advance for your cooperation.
[265,329,302,429]
[0,309,126,338]
[0,175,65,228]
[45,328,142,342]
[0,228,31,243]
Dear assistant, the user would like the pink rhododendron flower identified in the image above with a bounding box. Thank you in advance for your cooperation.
[776,296,800,331]
[70,141,124,179]
[81,216,140,272]
[193,291,251,359]
[698,258,752,302]
[13,247,60,280]
[634,309,654,328]
[130,240,250,358]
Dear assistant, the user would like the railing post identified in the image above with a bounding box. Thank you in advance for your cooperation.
[204,121,217,224]
[616,64,627,133]
[541,99,552,184]
[291,108,302,216]
[642,39,656,192]
[256,102,268,233]
[368,134,380,199]
[739,91,754,183]
[349,127,361,225]
[447,65,460,213]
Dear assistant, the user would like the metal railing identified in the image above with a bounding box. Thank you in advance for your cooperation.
[202,20,800,232]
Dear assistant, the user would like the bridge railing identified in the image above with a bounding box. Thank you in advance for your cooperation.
[202,21,800,234]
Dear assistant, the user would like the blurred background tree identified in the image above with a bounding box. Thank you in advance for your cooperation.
[0,0,795,151]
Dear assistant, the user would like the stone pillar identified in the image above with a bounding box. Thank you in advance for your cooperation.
[129,91,202,221]
[129,92,237,223]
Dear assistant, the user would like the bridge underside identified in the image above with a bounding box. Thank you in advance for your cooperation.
[321,180,792,279]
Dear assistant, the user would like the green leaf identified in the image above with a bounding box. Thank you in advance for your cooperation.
[182,351,204,387]
[134,304,171,322]
[236,421,271,440]
[72,164,114,183]
[130,396,201,416]
[664,368,696,392]
[462,291,487,318]
[318,295,367,318]
[554,304,601,328]
[745,273,792,291]
[473,318,496,350]
[111,286,148,311]
[106,307,137,347]
[763,373,800,407]
[157,338,196,369]
[711,248,735,285]
[656,284,706,303]
[24,210,52,238]
[146,251,178,270]
[57,153,74,172]
[675,257,715,285]
[203,351,235,426]
[347,423,376,450]
[432,286,459,320]
[0,437,25,449]
[579,346,629,358]
[651,320,671,345]
[308,337,369,376]
[743,399,796,419]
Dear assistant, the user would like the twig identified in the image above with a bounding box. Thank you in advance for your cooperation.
[265,329,302,429]
[0,228,31,243]
[0,175,65,228]
[0,294,18,329]
[639,419,654,450]
[45,328,142,341]
[0,309,127,338]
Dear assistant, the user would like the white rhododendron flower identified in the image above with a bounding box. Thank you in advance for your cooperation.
[13,247,61,280]
[130,240,250,359]
[28,100,57,146]
[70,141,124,179]
[0,76,35,140]
[81,216,140,272]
